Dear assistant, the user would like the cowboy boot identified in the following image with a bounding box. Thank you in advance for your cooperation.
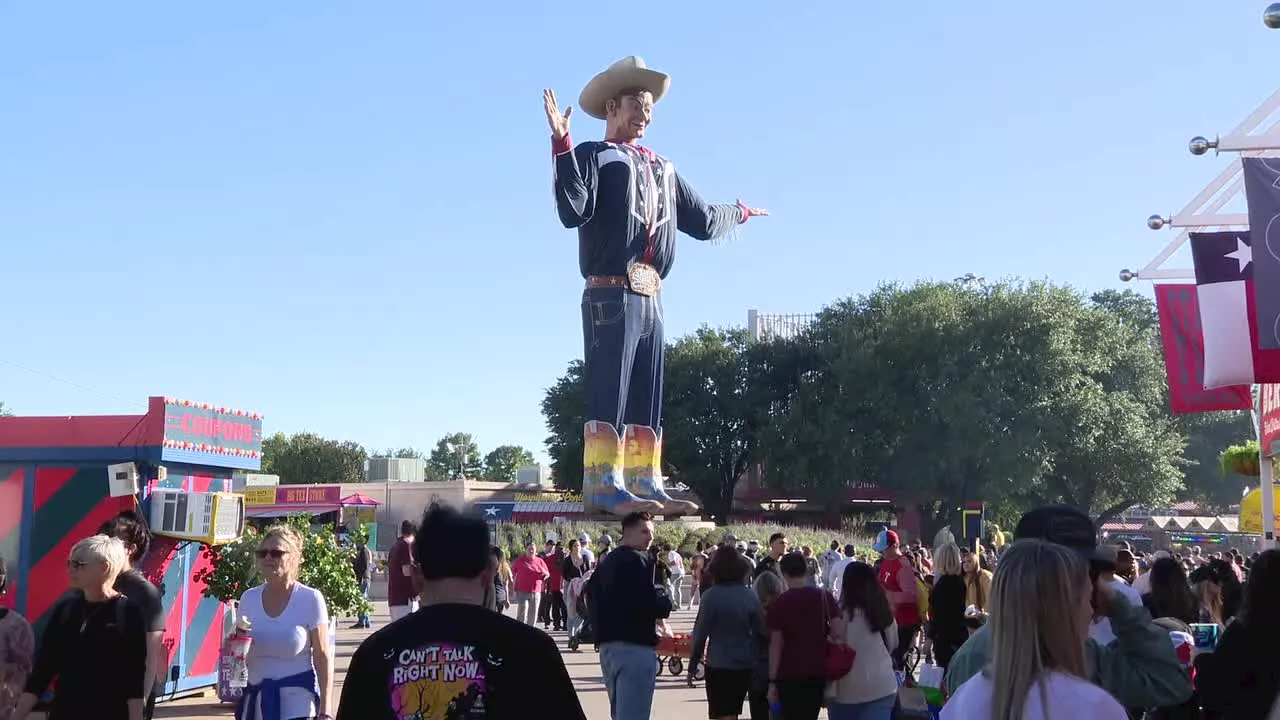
[623,425,699,516]
[582,421,662,516]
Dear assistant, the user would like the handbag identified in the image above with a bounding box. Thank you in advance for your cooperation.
[821,589,855,680]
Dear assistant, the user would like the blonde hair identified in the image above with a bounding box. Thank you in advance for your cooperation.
[72,534,129,580]
[985,539,1092,720]
[260,525,305,578]
[933,542,963,576]
[753,568,785,607]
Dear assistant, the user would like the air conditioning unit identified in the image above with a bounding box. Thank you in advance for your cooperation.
[107,462,140,498]
[148,489,246,545]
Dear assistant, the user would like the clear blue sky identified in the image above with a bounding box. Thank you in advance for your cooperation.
[2,2,1275,462]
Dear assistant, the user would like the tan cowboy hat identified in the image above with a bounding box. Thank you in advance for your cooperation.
[578,56,670,120]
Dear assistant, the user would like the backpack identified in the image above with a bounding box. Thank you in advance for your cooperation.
[915,574,931,619]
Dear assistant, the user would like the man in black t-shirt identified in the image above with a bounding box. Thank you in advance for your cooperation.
[99,510,166,720]
[338,503,585,720]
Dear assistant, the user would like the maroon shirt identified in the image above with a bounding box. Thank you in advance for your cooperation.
[387,538,415,606]
[765,586,840,682]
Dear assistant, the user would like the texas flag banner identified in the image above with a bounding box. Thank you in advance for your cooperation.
[1242,157,1280,349]
[1189,230,1280,387]
[1153,284,1251,413]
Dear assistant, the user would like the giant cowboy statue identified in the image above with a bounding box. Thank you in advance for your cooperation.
[544,57,768,516]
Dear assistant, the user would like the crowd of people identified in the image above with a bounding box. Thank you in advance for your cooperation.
[0,500,1275,720]
[433,504,1279,720]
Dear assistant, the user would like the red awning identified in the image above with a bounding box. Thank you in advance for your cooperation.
[340,493,381,507]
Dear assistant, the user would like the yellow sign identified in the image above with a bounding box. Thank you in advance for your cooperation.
[243,487,277,506]
[1238,487,1280,534]
[512,492,583,503]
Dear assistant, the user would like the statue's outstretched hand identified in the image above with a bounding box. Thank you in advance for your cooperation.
[738,199,769,217]
[544,89,572,140]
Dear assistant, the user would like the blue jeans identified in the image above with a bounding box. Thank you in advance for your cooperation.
[581,286,664,429]
[827,693,897,720]
[599,642,657,720]
[357,581,371,626]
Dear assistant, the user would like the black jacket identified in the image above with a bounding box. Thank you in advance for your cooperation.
[586,546,672,646]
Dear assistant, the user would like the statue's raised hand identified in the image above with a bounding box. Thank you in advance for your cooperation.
[544,89,572,140]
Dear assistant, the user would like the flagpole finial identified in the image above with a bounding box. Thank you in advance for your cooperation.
[1119,269,1137,282]
[1189,136,1217,156]
[1148,215,1168,230]
[1265,3,1280,28]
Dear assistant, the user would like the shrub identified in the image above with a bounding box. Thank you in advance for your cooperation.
[194,514,372,618]
[493,520,872,569]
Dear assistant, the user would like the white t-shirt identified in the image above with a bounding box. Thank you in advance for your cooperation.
[1089,579,1143,645]
[831,611,899,705]
[241,583,329,719]
[942,669,1127,720]
[666,550,684,576]
[829,557,855,600]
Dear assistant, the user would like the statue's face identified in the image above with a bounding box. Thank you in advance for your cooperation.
[608,90,654,140]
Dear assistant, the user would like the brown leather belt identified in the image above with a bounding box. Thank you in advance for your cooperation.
[586,264,662,296]
[585,275,629,290]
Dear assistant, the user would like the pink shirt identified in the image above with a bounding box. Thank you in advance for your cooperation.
[512,555,550,594]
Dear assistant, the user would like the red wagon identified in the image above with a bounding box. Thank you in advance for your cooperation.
[655,633,706,678]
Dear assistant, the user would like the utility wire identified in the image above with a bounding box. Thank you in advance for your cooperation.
[0,356,147,409]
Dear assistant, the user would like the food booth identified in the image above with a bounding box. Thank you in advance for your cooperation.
[0,396,261,695]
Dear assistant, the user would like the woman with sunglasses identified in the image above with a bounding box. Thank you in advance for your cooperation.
[14,535,147,720]
[238,525,334,720]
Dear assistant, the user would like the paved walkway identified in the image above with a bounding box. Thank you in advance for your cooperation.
[139,601,781,720]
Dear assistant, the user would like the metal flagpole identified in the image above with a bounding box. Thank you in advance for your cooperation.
[1122,3,1280,547]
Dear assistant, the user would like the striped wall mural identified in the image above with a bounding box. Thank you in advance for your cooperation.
[0,463,231,693]
[26,467,134,634]
[0,466,23,611]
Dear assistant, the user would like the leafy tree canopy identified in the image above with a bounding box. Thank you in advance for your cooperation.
[261,431,368,485]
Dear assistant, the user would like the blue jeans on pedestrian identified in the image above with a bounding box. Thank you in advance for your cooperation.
[599,642,657,720]
[358,581,371,627]
[827,693,897,720]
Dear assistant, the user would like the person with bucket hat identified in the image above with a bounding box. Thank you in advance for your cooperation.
[943,506,1193,710]
[544,56,767,522]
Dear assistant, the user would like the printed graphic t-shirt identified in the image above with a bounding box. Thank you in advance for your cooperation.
[337,602,586,720]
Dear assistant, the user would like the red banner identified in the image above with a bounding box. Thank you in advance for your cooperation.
[1155,284,1252,414]
[1261,385,1280,457]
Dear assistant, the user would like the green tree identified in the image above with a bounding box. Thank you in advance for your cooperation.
[0,402,10,417]
[381,447,426,459]
[1031,291,1188,525]
[761,282,1058,536]
[481,445,536,482]
[541,362,587,491]
[661,327,793,521]
[760,281,1192,536]
[1178,411,1254,510]
[260,432,368,485]
[427,433,482,479]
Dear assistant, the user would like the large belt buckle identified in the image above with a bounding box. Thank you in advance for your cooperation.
[627,263,661,296]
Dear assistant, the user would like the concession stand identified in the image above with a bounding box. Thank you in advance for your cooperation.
[0,396,262,696]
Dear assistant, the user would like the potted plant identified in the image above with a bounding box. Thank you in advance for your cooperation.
[1220,440,1262,477]
[195,514,371,624]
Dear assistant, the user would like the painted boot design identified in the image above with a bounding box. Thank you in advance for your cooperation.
[623,424,699,516]
[582,421,662,516]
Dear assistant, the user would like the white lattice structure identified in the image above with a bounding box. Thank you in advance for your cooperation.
[1126,80,1278,548]
[747,309,817,342]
